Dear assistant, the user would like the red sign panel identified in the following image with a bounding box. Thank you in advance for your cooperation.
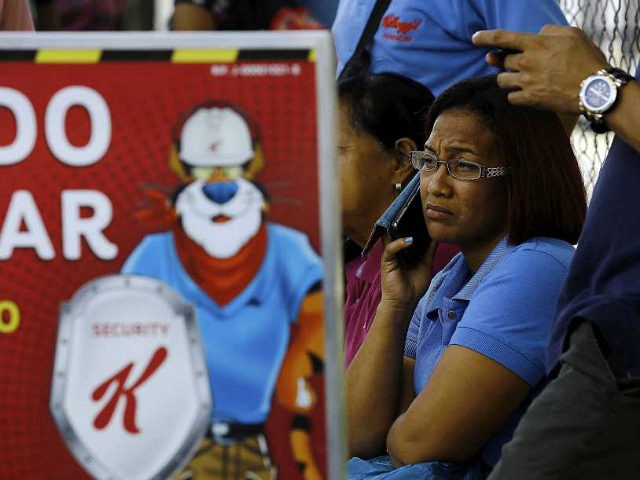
[0,37,331,480]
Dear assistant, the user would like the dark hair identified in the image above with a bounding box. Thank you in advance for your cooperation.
[425,76,586,245]
[338,72,435,151]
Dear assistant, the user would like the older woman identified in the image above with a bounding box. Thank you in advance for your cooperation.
[339,72,458,367]
[346,76,587,479]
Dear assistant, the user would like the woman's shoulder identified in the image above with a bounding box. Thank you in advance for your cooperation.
[502,237,575,272]
[471,237,575,296]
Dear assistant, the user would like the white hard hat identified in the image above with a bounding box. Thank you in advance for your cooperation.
[178,107,255,167]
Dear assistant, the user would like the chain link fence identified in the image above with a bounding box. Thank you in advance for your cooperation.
[558,0,640,196]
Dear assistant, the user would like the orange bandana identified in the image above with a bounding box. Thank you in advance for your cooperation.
[173,223,268,306]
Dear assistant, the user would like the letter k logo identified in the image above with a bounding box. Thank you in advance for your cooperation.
[92,346,168,434]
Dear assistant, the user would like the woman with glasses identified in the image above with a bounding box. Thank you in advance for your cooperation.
[346,76,586,479]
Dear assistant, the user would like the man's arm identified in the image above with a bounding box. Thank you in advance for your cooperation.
[472,25,640,152]
[603,77,640,152]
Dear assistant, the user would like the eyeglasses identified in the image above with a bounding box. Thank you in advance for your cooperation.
[409,151,508,181]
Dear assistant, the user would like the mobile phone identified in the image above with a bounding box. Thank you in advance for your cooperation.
[387,179,431,266]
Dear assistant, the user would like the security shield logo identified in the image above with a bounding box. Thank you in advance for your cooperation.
[50,275,212,480]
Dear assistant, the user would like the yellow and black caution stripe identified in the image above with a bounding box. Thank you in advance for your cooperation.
[0,48,315,63]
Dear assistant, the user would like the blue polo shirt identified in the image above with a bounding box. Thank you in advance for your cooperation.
[405,237,574,467]
[547,65,640,377]
[332,0,568,95]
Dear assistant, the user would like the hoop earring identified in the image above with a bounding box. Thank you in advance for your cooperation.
[395,182,402,193]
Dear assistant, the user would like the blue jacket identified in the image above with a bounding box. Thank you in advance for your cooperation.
[333,0,568,95]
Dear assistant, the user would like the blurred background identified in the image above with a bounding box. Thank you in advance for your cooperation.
[17,0,640,194]
[28,0,338,32]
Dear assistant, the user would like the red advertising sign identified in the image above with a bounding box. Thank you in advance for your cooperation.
[0,32,341,480]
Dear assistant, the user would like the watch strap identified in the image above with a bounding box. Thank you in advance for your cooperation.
[590,115,610,134]
[605,67,633,86]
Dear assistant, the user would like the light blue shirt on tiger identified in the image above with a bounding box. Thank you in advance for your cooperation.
[122,224,322,424]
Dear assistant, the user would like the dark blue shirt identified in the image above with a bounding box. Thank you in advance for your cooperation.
[547,65,640,376]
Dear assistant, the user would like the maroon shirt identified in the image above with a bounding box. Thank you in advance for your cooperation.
[344,240,459,367]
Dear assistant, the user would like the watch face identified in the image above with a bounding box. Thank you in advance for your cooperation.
[581,75,617,113]
[585,78,612,108]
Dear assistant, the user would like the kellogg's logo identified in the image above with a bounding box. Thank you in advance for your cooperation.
[92,347,168,434]
[381,14,422,42]
[50,275,211,480]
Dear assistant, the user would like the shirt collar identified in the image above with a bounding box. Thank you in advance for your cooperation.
[424,236,510,316]
[453,237,510,301]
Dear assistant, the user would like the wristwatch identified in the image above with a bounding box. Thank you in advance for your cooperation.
[579,67,633,133]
